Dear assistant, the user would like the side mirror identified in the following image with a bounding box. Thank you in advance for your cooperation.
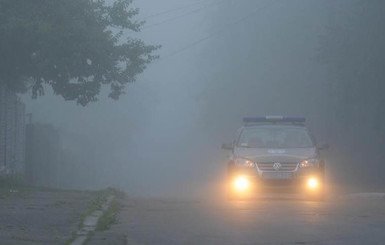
[221,143,234,150]
[317,142,329,150]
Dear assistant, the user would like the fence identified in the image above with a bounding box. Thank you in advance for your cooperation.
[0,84,26,177]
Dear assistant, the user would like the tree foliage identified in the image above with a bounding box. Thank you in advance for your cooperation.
[0,0,159,105]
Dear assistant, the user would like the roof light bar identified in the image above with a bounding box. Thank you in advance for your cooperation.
[243,116,306,124]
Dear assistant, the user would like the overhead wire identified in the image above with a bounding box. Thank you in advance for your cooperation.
[160,0,280,60]
[142,0,208,19]
[141,0,229,30]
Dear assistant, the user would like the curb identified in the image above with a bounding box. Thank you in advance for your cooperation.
[70,195,114,245]
[340,192,385,200]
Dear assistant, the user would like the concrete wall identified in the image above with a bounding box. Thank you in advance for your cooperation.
[0,84,26,176]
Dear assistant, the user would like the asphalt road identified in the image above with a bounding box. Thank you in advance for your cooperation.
[0,190,99,245]
[93,194,385,245]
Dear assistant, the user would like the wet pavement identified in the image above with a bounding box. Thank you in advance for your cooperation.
[88,195,385,245]
[0,190,98,245]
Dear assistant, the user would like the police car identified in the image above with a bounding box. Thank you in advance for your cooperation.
[222,116,329,200]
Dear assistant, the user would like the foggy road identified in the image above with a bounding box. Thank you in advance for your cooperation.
[108,196,385,245]
[2,1,385,244]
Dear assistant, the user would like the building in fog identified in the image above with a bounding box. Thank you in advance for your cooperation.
[0,84,26,177]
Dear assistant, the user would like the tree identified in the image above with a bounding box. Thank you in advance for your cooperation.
[0,0,160,105]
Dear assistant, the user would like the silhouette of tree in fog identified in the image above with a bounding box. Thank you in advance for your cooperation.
[0,0,160,105]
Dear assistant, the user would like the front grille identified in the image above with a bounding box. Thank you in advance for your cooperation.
[257,162,298,172]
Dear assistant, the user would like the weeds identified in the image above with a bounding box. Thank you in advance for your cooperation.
[96,199,120,231]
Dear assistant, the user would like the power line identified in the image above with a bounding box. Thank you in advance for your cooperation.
[142,0,208,19]
[161,0,279,60]
[142,6,206,30]
[141,0,229,30]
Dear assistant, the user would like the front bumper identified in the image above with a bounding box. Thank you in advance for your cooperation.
[228,167,324,193]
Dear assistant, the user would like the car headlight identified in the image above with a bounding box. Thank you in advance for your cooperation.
[233,176,250,191]
[234,158,255,168]
[307,177,319,189]
[300,158,320,168]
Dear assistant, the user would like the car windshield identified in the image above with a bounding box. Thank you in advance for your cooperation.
[237,126,314,148]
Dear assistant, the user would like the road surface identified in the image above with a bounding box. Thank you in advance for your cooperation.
[0,190,99,245]
[89,194,385,245]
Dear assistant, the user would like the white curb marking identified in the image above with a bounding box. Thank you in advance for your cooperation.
[70,195,114,245]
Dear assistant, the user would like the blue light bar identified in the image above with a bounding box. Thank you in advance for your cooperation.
[243,116,306,124]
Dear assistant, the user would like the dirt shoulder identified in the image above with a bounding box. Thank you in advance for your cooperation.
[0,188,100,245]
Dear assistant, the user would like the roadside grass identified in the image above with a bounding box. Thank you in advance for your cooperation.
[77,190,109,230]
[0,176,32,198]
[64,231,77,245]
[77,187,125,230]
[0,184,92,199]
[94,188,126,232]
[65,190,111,245]
[0,176,27,190]
[1,176,129,197]
[0,176,98,199]
[65,187,126,245]
[95,199,120,231]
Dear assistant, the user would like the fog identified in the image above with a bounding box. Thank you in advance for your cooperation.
[22,0,385,197]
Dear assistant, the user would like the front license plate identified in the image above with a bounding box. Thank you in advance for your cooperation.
[263,172,292,179]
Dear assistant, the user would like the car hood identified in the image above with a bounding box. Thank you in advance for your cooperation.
[234,147,317,163]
